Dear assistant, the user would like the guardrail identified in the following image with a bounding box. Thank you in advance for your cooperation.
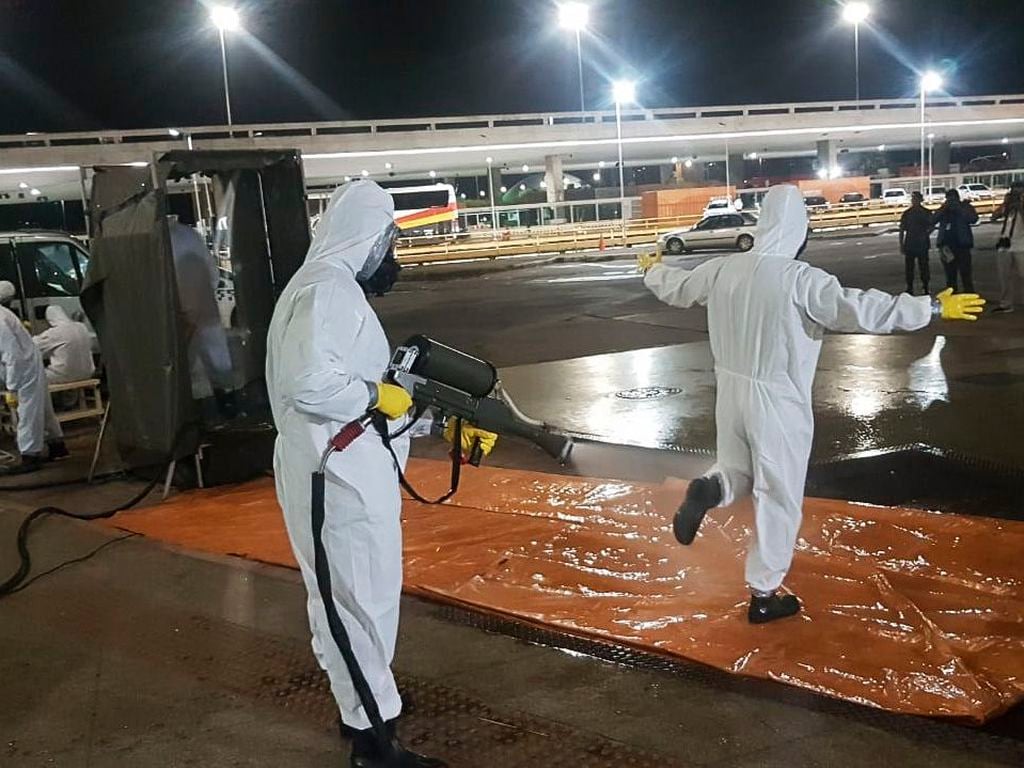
[2,94,1022,151]
[395,199,1002,265]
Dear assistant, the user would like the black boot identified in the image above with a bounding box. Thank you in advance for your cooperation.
[748,592,801,624]
[47,440,70,462]
[346,719,446,768]
[0,453,44,476]
[673,475,722,545]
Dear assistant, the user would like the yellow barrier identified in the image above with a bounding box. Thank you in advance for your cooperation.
[396,199,1001,266]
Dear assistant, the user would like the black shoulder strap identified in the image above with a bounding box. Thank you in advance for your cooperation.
[374,412,462,505]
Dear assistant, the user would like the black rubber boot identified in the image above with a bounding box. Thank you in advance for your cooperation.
[748,593,802,624]
[346,719,446,768]
[47,440,70,462]
[0,453,44,476]
[673,475,722,545]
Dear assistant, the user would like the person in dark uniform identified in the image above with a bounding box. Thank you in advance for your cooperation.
[899,191,933,295]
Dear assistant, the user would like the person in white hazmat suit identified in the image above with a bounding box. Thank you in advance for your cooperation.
[639,185,985,624]
[168,217,237,415]
[0,281,68,474]
[34,305,95,383]
[267,180,493,768]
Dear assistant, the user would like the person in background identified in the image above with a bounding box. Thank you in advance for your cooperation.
[899,191,933,295]
[34,305,95,383]
[933,189,979,292]
[993,180,1024,314]
[0,281,68,474]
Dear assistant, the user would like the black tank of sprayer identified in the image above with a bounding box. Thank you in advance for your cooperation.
[402,335,497,398]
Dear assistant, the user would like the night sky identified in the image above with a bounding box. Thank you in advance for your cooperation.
[2,0,1023,134]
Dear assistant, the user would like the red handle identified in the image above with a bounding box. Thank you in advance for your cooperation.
[330,419,368,453]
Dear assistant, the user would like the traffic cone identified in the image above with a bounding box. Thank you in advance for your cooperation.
[599,234,606,252]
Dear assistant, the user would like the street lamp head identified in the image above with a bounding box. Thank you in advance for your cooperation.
[920,71,943,92]
[558,2,589,31]
[684,158,693,168]
[612,79,636,104]
[671,156,679,163]
[168,128,181,137]
[842,2,870,25]
[429,170,437,178]
[485,156,493,164]
[384,161,393,170]
[210,5,241,32]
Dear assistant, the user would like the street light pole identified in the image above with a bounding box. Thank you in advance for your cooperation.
[612,79,636,242]
[842,3,871,104]
[218,28,233,127]
[575,28,585,113]
[210,6,240,128]
[486,157,498,236]
[558,3,589,115]
[919,72,942,195]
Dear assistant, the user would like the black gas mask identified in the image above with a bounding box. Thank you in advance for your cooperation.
[356,221,402,297]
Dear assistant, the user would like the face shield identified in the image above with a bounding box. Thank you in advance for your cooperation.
[357,220,402,296]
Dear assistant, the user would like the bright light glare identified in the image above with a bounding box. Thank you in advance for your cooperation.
[920,71,943,92]
[521,164,530,172]
[211,5,241,32]
[877,144,886,151]
[429,170,437,178]
[384,161,393,169]
[927,132,935,139]
[748,152,758,159]
[592,172,601,181]
[598,160,605,168]
[18,182,28,189]
[485,156,493,164]
[1002,137,1010,144]
[558,2,589,31]
[479,190,486,197]
[29,188,41,196]
[168,128,181,137]
[670,155,678,163]
[519,183,526,190]
[500,185,507,193]
[817,167,829,179]
[830,166,843,179]
[684,159,693,168]
[612,79,636,104]
[842,2,870,25]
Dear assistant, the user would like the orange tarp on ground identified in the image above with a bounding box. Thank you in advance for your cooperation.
[103,460,1024,723]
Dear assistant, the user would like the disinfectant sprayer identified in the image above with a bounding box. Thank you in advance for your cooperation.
[311,337,572,762]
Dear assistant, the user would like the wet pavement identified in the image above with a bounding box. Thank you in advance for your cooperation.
[3,227,1024,765]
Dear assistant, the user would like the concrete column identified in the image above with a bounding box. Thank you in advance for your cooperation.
[727,152,745,189]
[932,140,951,175]
[1008,142,1024,169]
[682,161,706,184]
[544,154,564,203]
[816,139,837,174]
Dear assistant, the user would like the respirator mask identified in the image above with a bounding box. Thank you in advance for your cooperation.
[357,221,402,297]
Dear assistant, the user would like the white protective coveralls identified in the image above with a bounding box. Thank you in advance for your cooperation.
[169,219,234,396]
[644,185,933,593]
[266,181,408,729]
[0,283,63,456]
[34,305,95,383]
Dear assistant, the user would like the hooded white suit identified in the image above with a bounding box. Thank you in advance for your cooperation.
[645,185,932,592]
[266,181,408,729]
[34,305,95,383]
[0,282,63,456]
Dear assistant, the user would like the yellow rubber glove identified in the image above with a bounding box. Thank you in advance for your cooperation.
[444,420,498,458]
[374,383,412,419]
[936,288,985,321]
[637,251,662,274]
[3,392,17,409]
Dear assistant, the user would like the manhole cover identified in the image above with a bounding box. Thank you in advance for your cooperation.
[614,386,683,401]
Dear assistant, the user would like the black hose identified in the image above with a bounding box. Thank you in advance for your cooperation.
[0,476,159,598]
[310,470,394,758]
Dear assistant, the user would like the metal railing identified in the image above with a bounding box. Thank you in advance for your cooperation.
[2,93,1022,151]
[396,198,1003,265]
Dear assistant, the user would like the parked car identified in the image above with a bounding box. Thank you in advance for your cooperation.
[881,188,910,206]
[658,213,758,255]
[0,230,92,337]
[803,195,830,212]
[957,182,996,201]
[924,186,947,204]
[702,197,738,217]
[838,192,868,207]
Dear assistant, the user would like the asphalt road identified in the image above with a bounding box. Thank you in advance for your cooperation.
[378,224,1008,368]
